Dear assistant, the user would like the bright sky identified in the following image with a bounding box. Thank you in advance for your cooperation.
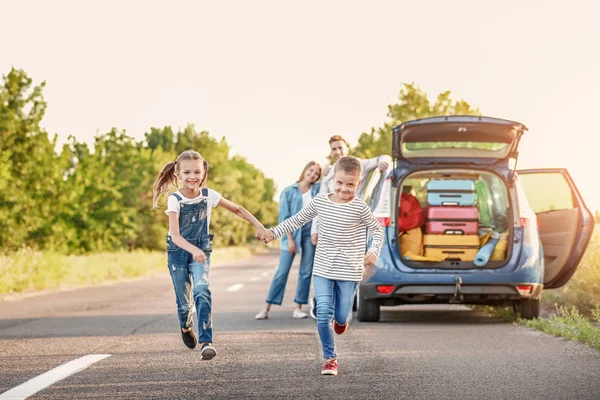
[2,0,599,211]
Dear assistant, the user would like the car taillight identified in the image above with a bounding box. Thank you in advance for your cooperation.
[376,285,395,294]
[517,285,533,296]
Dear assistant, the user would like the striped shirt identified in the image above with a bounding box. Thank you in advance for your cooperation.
[272,193,384,281]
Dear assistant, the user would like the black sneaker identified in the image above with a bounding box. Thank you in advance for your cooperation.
[200,343,217,360]
[309,297,317,320]
[181,329,197,349]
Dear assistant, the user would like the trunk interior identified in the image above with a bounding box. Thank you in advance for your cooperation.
[397,169,514,270]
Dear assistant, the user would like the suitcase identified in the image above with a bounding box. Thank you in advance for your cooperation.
[423,234,480,261]
[426,180,476,206]
[425,206,479,235]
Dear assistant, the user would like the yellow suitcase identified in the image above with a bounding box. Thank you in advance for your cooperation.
[423,234,480,261]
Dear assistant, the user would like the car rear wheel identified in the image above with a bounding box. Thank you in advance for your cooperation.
[518,298,540,319]
[356,287,380,322]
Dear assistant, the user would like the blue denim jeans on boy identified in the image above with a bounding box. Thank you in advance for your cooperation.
[266,224,315,305]
[313,275,358,359]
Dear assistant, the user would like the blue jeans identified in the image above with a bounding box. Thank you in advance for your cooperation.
[168,260,212,343]
[266,225,315,305]
[313,276,358,359]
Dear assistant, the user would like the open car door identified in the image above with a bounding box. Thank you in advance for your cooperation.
[517,169,594,289]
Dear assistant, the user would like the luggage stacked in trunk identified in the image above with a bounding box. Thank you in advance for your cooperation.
[424,180,480,261]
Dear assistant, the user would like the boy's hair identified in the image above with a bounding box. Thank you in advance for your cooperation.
[334,156,362,176]
[328,135,347,146]
[152,149,208,209]
[298,161,321,182]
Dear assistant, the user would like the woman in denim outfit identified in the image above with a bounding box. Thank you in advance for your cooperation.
[255,161,321,320]
[153,149,266,360]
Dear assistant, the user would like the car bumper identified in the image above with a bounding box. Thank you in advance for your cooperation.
[360,282,543,304]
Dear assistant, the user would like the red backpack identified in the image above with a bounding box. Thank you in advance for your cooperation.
[398,193,424,232]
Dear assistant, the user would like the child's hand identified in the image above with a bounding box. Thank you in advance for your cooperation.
[311,233,318,246]
[261,229,275,244]
[192,249,207,263]
[255,226,267,240]
[364,251,377,267]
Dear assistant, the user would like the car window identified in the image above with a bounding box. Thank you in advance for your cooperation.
[517,172,575,213]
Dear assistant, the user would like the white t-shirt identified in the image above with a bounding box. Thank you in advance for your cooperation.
[165,189,222,232]
[302,190,312,208]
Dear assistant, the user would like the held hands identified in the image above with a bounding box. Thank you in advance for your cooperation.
[255,226,267,241]
[364,251,377,267]
[259,229,275,244]
[192,248,207,263]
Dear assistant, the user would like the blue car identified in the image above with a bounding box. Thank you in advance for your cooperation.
[356,116,594,321]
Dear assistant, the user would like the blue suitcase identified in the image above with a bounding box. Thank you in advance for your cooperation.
[427,180,476,206]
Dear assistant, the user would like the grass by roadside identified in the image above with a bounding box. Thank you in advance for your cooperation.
[523,306,600,351]
[478,304,600,351]
[0,242,271,298]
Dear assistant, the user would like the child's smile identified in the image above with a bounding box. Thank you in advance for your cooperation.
[177,159,205,196]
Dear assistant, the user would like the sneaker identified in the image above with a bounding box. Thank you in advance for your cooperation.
[321,358,338,375]
[293,308,308,319]
[200,343,217,360]
[255,310,269,320]
[181,329,197,349]
[333,320,348,335]
[309,297,317,319]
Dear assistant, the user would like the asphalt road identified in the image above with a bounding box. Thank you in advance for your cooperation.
[0,250,599,399]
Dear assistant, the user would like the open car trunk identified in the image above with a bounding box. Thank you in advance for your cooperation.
[397,169,514,269]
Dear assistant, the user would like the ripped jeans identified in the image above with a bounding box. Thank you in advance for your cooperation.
[168,260,212,343]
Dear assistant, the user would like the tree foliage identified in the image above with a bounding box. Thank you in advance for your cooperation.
[352,83,481,159]
[0,68,278,254]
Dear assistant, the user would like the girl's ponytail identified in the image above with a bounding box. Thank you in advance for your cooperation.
[152,161,178,209]
[200,160,209,188]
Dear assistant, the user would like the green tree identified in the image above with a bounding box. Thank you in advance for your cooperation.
[0,68,65,251]
[352,83,481,159]
[0,68,279,254]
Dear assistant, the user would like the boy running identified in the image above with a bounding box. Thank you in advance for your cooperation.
[261,156,384,375]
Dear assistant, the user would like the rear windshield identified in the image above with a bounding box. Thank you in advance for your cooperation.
[402,142,510,158]
[405,142,507,151]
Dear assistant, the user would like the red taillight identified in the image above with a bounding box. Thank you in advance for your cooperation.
[376,217,390,226]
[517,285,533,296]
[520,217,538,227]
[376,285,395,294]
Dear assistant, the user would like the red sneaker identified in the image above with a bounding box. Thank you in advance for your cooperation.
[333,320,348,335]
[321,358,338,375]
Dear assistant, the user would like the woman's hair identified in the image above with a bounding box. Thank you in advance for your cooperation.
[298,161,321,182]
[152,149,209,209]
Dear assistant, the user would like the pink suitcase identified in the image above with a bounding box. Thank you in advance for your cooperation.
[425,206,479,235]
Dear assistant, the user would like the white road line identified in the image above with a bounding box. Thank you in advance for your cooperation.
[227,283,244,292]
[0,354,111,399]
[249,276,259,282]
[260,271,269,277]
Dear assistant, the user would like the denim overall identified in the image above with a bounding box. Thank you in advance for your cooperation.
[166,189,215,343]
